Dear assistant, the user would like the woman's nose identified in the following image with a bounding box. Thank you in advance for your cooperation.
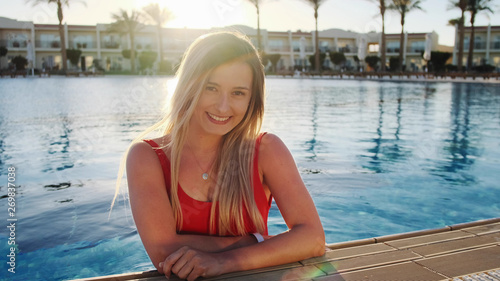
[215,92,230,113]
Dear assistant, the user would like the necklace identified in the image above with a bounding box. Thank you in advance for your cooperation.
[186,142,215,180]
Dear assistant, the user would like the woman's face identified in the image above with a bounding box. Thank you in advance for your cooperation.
[190,61,253,137]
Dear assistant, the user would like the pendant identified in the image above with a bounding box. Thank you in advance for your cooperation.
[202,173,209,180]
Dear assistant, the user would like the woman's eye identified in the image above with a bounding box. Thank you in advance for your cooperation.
[234,91,245,96]
[206,86,217,92]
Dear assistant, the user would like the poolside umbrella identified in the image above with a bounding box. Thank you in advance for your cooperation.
[300,37,306,71]
[26,39,34,76]
[357,35,367,71]
[423,33,432,61]
[423,33,432,72]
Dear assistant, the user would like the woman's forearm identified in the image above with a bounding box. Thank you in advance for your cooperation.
[218,224,325,274]
[152,233,257,268]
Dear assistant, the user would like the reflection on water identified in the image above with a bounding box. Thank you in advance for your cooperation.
[0,77,499,281]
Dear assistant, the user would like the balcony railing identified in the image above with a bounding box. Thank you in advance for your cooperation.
[464,42,487,50]
[491,42,500,50]
[268,45,290,52]
[69,41,94,49]
[35,40,60,48]
[101,41,121,49]
[338,47,352,53]
[474,42,487,49]
[408,48,424,53]
[1,40,28,48]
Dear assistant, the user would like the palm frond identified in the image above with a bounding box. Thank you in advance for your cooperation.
[143,3,173,26]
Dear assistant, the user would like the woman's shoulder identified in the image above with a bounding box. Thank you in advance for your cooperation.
[258,133,290,160]
[128,135,170,166]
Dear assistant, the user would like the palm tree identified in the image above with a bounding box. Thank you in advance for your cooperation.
[142,3,173,64]
[246,0,263,51]
[389,0,424,71]
[28,0,86,72]
[367,0,388,71]
[303,0,328,72]
[466,0,493,70]
[109,9,142,73]
[449,0,467,71]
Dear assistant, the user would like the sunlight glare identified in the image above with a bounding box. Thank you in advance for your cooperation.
[133,0,250,29]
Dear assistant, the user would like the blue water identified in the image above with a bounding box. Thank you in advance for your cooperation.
[0,76,499,280]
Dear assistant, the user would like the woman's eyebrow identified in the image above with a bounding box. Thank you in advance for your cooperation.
[207,81,250,90]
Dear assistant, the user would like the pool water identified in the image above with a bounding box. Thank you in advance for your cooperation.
[0,76,499,280]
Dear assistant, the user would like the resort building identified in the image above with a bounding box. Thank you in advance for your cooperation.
[452,24,500,68]
[1,16,442,72]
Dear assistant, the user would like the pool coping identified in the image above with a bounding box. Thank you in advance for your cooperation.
[72,217,500,281]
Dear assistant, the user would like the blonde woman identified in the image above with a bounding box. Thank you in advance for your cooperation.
[120,32,325,280]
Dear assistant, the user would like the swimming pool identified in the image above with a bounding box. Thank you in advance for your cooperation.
[0,76,499,280]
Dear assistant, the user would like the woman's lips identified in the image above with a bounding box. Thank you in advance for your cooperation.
[207,112,231,124]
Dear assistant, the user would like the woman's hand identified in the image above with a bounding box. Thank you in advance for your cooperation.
[158,246,228,281]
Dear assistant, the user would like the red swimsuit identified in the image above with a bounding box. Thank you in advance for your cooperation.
[144,133,272,235]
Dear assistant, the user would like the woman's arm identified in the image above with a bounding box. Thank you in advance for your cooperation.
[126,142,259,269]
[159,134,325,280]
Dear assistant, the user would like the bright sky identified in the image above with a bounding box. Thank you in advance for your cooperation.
[1,0,499,47]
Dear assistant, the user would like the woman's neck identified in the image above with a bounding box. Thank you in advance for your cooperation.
[186,131,222,154]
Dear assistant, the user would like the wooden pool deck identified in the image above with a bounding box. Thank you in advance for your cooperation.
[75,217,500,281]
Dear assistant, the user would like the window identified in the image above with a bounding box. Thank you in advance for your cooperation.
[368,43,379,53]
[320,41,330,52]
[102,35,120,49]
[40,34,60,48]
[491,36,500,50]
[387,41,400,53]
[410,41,425,53]
[72,35,93,49]
[268,39,284,51]
[474,36,485,49]
[135,36,154,50]
[7,33,28,48]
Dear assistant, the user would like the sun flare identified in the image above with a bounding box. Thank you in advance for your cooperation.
[133,0,250,29]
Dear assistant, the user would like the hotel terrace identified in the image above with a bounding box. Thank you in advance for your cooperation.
[1,16,498,73]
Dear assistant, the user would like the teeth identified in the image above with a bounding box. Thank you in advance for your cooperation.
[208,113,230,122]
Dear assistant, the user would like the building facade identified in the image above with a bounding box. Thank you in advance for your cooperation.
[452,24,500,69]
[0,16,440,72]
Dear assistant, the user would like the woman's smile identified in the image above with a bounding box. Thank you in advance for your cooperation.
[207,112,232,124]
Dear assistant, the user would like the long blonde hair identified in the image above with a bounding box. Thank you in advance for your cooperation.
[111,31,266,236]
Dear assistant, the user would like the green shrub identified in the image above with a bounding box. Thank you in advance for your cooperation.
[12,55,27,70]
[328,52,345,69]
[365,56,380,69]
[445,64,458,72]
[472,64,495,73]
[66,49,82,67]
[138,51,157,71]
[429,51,452,72]
[389,57,399,72]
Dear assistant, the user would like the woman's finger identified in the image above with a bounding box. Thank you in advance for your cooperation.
[171,248,198,277]
[175,258,195,280]
[162,246,190,278]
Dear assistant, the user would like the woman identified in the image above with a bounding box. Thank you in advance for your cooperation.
[118,32,325,280]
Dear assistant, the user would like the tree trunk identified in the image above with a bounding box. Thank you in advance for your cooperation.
[399,10,405,71]
[57,1,68,71]
[457,12,465,71]
[130,33,136,73]
[457,0,466,72]
[381,13,386,71]
[315,9,320,72]
[257,5,262,51]
[467,13,476,71]
[157,25,163,63]
[379,0,386,71]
